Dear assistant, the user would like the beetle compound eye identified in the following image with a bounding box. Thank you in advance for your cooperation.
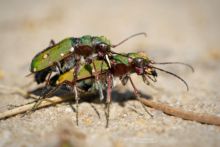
[134,58,145,68]
[96,43,110,52]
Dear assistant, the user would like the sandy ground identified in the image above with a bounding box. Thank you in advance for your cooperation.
[0,0,220,147]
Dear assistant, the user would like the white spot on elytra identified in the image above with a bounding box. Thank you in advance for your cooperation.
[70,47,74,52]
[33,68,37,72]
[60,53,64,57]
[43,54,48,59]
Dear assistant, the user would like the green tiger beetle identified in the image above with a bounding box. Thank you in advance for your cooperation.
[30,32,147,78]
[38,51,194,127]
[30,33,147,111]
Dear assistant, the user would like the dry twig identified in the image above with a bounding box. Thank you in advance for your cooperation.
[0,94,73,120]
[137,97,220,126]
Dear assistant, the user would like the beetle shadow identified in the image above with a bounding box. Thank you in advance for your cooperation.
[28,86,152,104]
[27,86,152,117]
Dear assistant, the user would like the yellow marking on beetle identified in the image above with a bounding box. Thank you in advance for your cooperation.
[70,47,74,52]
[146,68,152,74]
[60,53,64,57]
[43,54,48,59]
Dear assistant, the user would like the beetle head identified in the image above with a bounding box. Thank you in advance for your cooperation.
[95,43,111,57]
[132,57,157,77]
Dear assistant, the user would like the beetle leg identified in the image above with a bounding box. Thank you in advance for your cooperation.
[20,73,57,117]
[61,55,76,73]
[128,76,141,97]
[105,73,113,128]
[62,80,80,126]
[140,102,154,118]
[73,85,79,125]
[97,84,104,100]
[146,74,157,83]
[129,76,153,118]
[49,40,56,47]
[85,56,92,64]
[92,61,104,100]
[120,75,129,85]
[30,72,53,112]
[72,59,81,126]
[54,80,80,126]
[142,75,150,85]
[55,62,62,74]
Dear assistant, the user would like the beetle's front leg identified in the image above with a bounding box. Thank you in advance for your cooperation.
[128,76,141,97]
[129,76,153,118]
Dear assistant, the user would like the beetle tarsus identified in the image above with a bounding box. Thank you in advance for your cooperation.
[73,85,79,126]
[105,74,113,128]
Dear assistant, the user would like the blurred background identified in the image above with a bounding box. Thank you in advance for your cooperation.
[0,0,220,147]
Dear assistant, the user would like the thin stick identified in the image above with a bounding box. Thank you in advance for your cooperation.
[137,97,220,126]
[0,94,74,120]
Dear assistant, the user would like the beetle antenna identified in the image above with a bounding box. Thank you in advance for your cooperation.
[110,50,130,58]
[111,32,147,48]
[153,62,194,72]
[147,74,157,82]
[151,66,189,91]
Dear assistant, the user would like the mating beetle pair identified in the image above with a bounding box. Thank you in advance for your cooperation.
[29,33,193,127]
[31,33,147,77]
[31,33,147,96]
[30,33,147,126]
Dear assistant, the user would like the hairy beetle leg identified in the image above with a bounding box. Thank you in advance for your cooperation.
[105,73,113,128]
[72,60,81,126]
[128,77,153,118]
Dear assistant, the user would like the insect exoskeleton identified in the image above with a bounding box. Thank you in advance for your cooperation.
[36,50,193,127]
[30,33,147,117]
[30,33,147,74]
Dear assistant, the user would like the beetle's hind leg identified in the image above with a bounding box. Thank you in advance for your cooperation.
[49,40,56,47]
[19,72,54,116]
[32,71,53,106]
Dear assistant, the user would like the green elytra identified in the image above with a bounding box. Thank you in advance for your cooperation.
[30,35,111,73]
